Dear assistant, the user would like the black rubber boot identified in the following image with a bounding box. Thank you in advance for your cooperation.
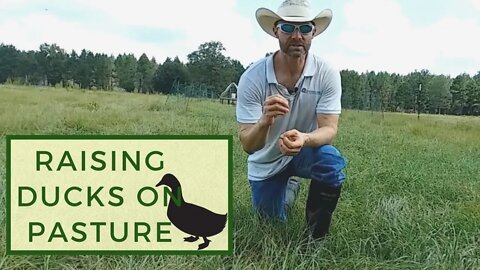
[305,180,342,239]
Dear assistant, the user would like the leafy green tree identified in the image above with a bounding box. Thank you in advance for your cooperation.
[427,75,451,114]
[388,73,402,112]
[136,53,156,93]
[465,79,479,115]
[365,71,379,111]
[37,43,67,86]
[361,71,394,115]
[0,44,19,83]
[450,73,470,115]
[93,53,115,90]
[406,70,431,116]
[115,54,137,92]
[393,79,414,112]
[187,41,244,95]
[64,50,79,86]
[16,50,39,84]
[230,59,246,85]
[377,72,394,115]
[153,57,191,94]
[472,72,480,115]
[75,49,95,88]
[341,70,360,109]
[474,71,480,82]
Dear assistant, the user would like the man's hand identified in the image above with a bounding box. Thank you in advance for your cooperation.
[259,95,289,127]
[279,129,307,156]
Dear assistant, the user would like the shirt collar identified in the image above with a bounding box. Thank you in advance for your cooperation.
[303,52,315,77]
[266,54,277,84]
[266,52,315,84]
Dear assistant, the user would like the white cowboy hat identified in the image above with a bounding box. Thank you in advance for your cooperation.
[256,0,332,38]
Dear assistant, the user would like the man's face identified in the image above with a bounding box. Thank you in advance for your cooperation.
[273,21,315,58]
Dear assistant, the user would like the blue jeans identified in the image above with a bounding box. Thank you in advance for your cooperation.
[249,145,346,221]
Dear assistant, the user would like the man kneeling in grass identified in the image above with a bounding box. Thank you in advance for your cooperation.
[236,0,346,240]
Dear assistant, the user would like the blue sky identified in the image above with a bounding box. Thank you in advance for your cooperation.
[1,0,479,76]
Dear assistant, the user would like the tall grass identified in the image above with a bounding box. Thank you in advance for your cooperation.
[1,85,479,269]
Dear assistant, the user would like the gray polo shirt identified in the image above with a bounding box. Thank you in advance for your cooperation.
[236,52,342,181]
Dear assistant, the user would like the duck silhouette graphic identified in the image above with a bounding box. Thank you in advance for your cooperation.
[155,173,227,250]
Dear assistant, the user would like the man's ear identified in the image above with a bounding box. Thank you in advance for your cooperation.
[273,27,279,38]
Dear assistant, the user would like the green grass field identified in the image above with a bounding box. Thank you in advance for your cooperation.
[1,85,480,269]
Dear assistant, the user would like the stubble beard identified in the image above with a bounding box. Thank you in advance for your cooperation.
[280,41,311,58]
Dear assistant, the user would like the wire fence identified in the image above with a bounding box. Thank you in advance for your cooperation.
[170,81,219,99]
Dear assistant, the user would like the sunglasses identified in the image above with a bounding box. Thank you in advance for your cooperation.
[277,23,314,35]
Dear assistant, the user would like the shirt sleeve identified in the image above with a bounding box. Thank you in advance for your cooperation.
[236,74,263,124]
[316,67,342,114]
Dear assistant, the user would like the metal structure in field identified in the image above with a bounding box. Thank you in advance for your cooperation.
[219,83,238,105]
[169,80,239,105]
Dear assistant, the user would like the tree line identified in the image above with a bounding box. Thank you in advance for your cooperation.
[1,42,479,115]
[340,69,480,116]
[0,41,245,96]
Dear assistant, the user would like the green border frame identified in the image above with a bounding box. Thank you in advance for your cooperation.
[6,135,233,256]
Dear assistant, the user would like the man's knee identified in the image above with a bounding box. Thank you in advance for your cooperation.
[311,145,346,186]
[249,180,287,221]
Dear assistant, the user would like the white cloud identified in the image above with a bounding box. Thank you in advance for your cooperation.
[426,17,480,59]
[0,13,170,59]
[328,0,480,76]
[0,0,274,66]
[0,0,28,8]
[2,0,478,75]
[471,0,480,11]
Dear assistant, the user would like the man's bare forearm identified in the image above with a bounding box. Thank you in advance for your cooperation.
[303,126,337,148]
[239,122,271,154]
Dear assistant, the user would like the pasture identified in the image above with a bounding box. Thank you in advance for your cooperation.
[0,85,479,269]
